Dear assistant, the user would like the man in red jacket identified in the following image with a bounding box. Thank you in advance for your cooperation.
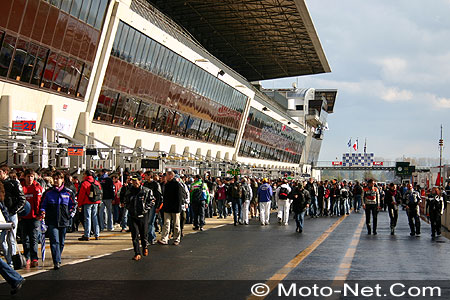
[77,170,102,241]
[20,169,43,268]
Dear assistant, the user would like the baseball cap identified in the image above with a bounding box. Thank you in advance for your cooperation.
[131,173,142,181]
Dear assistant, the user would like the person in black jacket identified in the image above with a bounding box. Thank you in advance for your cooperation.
[99,169,115,232]
[290,182,311,233]
[158,171,183,245]
[385,183,399,235]
[0,165,26,268]
[143,171,162,245]
[123,173,154,260]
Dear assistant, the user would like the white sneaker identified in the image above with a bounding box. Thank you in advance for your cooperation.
[265,222,270,225]
[284,223,289,226]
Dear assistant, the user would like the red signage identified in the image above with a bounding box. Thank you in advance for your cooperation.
[12,121,36,132]
[68,146,84,156]
[373,161,384,166]
[332,161,342,166]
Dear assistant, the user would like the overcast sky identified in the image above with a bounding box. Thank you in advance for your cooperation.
[262,0,450,162]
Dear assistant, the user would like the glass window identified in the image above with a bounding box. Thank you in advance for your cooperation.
[144,39,156,70]
[0,34,16,77]
[51,54,68,92]
[60,0,72,12]
[122,28,135,63]
[116,23,128,60]
[77,63,91,98]
[182,62,193,88]
[135,101,159,130]
[129,32,141,64]
[154,46,166,76]
[67,58,83,95]
[113,95,140,126]
[50,0,62,8]
[172,112,188,136]
[164,50,175,79]
[94,0,108,29]
[87,0,100,26]
[139,37,150,68]
[111,22,123,56]
[8,39,28,81]
[149,43,161,73]
[153,106,168,132]
[94,89,118,122]
[70,0,83,18]
[41,51,57,88]
[79,0,91,22]
[30,46,48,86]
[185,117,201,139]
[175,57,186,85]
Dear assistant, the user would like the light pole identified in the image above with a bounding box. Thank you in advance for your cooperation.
[439,125,444,188]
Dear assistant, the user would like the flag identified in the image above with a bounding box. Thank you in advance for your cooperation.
[436,172,443,186]
[347,138,352,148]
[353,139,358,151]
[364,139,367,154]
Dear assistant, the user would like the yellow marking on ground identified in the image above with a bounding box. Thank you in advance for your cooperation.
[247,214,349,300]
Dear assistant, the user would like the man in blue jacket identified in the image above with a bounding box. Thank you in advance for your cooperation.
[258,178,273,225]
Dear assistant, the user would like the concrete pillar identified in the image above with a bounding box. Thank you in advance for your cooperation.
[232,153,237,162]
[224,152,230,161]
[112,136,121,147]
[216,151,222,160]
[206,149,212,159]
[153,142,160,151]
[0,96,12,163]
[183,147,190,156]
[169,144,176,155]
[38,105,55,142]
[134,139,142,148]
[74,112,90,145]
[196,148,202,157]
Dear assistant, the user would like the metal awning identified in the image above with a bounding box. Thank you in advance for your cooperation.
[143,0,331,81]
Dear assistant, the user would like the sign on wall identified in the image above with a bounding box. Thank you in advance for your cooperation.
[12,121,36,132]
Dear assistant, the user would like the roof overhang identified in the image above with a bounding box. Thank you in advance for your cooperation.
[144,0,331,81]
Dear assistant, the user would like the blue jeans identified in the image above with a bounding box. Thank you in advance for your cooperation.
[0,255,23,288]
[0,214,18,267]
[333,198,340,216]
[99,199,113,231]
[147,205,157,242]
[20,219,40,261]
[47,225,67,265]
[343,198,350,214]
[120,207,129,230]
[309,196,318,216]
[217,199,227,218]
[232,198,242,224]
[354,195,362,211]
[84,204,100,238]
[113,204,120,224]
[295,211,306,230]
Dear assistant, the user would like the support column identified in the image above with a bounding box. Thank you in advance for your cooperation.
[38,105,55,142]
[74,112,90,145]
[0,96,12,163]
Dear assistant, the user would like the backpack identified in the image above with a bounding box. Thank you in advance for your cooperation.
[88,181,102,202]
[191,188,203,203]
[179,181,188,202]
[341,188,349,198]
[231,183,242,199]
[278,186,289,200]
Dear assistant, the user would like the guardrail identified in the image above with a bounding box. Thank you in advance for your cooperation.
[313,161,397,168]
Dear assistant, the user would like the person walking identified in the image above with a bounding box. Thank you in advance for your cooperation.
[426,187,444,238]
[404,183,422,236]
[241,178,253,225]
[353,181,363,213]
[20,169,43,268]
[275,179,292,225]
[230,176,243,226]
[257,178,272,225]
[78,170,102,241]
[291,182,311,233]
[385,183,399,235]
[190,175,209,231]
[0,180,25,294]
[305,178,318,218]
[0,165,26,268]
[143,171,162,245]
[215,179,227,219]
[158,171,183,245]
[123,174,154,260]
[40,171,77,270]
[99,169,115,232]
[362,179,380,235]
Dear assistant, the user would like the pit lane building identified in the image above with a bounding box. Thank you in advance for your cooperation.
[0,0,336,178]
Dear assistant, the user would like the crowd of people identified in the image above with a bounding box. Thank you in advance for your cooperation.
[0,163,448,294]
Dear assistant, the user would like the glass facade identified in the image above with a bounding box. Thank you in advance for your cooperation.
[95,22,247,147]
[239,107,305,164]
[0,0,108,98]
